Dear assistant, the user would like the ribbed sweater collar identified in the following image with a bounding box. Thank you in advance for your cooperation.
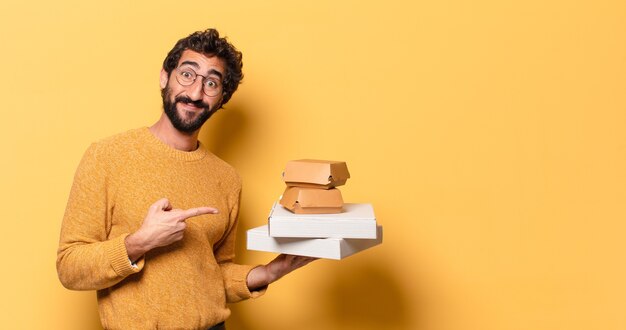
[139,127,208,162]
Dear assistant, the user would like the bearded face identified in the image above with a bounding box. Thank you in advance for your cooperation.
[161,86,217,134]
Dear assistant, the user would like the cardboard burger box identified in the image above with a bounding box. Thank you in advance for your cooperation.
[282,159,350,189]
[279,186,344,214]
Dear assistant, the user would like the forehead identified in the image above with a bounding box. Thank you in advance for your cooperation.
[177,49,226,75]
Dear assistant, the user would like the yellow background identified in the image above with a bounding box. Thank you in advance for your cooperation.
[1,1,625,329]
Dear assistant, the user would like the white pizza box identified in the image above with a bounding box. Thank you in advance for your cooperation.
[268,202,377,239]
[247,225,383,260]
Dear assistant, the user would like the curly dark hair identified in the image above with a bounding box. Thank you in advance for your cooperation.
[162,29,243,105]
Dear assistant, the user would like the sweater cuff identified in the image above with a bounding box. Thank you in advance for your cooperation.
[106,234,144,277]
[224,264,267,302]
[247,265,268,299]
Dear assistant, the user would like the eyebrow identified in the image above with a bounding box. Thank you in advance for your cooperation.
[179,60,224,79]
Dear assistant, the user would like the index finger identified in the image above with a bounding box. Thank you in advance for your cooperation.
[180,206,219,221]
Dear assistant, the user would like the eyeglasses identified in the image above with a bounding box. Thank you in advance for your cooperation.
[175,66,223,97]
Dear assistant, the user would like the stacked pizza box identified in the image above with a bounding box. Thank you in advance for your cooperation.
[247,159,383,260]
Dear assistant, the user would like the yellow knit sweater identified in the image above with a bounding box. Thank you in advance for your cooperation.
[57,127,264,330]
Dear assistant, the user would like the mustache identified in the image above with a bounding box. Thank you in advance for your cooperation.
[175,95,210,110]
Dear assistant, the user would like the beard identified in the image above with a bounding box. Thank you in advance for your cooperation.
[161,87,217,134]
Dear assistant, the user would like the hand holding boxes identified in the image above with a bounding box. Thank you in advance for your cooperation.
[247,159,383,260]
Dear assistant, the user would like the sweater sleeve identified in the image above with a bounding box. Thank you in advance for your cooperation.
[56,143,144,291]
[215,183,266,303]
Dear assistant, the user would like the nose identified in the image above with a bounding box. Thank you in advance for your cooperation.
[187,78,204,100]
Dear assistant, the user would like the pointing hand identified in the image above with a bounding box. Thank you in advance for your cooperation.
[125,198,218,261]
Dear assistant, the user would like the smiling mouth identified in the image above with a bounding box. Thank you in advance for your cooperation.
[176,100,210,115]
[180,102,202,110]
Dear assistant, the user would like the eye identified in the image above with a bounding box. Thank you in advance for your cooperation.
[179,70,195,80]
[205,79,219,89]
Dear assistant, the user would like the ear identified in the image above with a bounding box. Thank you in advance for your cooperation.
[160,69,169,89]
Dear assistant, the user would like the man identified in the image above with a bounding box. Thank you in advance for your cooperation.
[57,29,315,330]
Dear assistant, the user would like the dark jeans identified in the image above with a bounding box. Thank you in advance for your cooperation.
[208,322,225,330]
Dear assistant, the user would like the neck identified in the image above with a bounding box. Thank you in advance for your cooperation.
[149,113,200,152]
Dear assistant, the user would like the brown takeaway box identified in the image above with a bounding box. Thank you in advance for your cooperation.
[279,186,344,214]
[282,159,350,189]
